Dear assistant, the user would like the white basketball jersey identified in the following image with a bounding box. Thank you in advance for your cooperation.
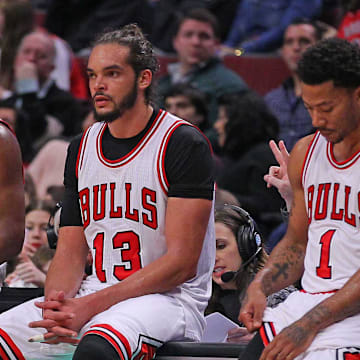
[301,131,360,292]
[77,109,215,338]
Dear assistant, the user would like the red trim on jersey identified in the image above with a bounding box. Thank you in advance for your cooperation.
[300,289,337,295]
[301,132,320,188]
[156,120,188,195]
[83,329,127,360]
[327,141,360,169]
[96,109,166,168]
[89,324,132,358]
[76,126,91,179]
[259,322,276,347]
[0,345,10,360]
[0,329,25,360]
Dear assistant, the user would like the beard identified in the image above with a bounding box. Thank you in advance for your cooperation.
[93,80,138,123]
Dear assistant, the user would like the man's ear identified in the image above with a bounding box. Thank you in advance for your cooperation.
[138,69,152,90]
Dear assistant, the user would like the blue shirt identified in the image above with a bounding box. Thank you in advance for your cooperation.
[265,78,315,151]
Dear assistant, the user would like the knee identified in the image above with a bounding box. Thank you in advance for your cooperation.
[73,334,121,360]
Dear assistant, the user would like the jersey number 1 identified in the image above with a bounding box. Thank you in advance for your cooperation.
[93,231,142,282]
[316,229,335,279]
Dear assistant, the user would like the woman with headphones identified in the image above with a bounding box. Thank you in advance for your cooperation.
[206,204,296,344]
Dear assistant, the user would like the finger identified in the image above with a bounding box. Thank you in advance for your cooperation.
[269,140,284,166]
[48,325,78,338]
[278,140,290,162]
[268,166,280,177]
[264,175,284,190]
[44,311,75,322]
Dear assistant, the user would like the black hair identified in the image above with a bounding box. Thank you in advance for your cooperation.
[218,91,279,159]
[298,37,360,88]
[164,83,209,131]
[174,8,220,39]
[93,24,159,105]
[285,18,322,42]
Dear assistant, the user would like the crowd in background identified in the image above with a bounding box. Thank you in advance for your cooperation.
[0,0,358,339]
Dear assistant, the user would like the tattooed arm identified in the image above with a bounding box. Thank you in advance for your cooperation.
[239,135,313,332]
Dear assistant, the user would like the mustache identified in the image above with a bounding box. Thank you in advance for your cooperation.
[92,92,113,102]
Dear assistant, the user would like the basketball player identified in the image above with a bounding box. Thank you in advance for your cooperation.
[0,119,24,283]
[239,37,360,359]
[0,25,215,359]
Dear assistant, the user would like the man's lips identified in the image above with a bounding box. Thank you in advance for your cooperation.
[94,95,111,107]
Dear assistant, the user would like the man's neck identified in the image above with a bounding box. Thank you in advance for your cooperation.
[107,101,153,139]
[292,73,302,97]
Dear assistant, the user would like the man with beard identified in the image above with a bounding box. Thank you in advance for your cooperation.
[0,25,215,360]
[239,38,360,359]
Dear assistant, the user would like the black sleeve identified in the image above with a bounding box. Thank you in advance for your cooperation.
[165,125,215,200]
[60,134,83,227]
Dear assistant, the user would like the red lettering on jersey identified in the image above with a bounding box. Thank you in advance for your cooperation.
[79,187,90,229]
[109,182,122,218]
[93,184,107,221]
[344,185,356,226]
[142,187,158,230]
[314,183,331,220]
[307,185,314,224]
[125,183,139,222]
[330,183,344,221]
[133,343,157,360]
[94,232,106,282]
[344,353,360,360]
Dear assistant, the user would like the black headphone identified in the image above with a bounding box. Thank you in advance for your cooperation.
[46,203,62,249]
[220,204,262,283]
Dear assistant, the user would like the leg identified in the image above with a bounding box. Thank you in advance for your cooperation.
[73,334,121,360]
[238,332,264,360]
[78,293,186,359]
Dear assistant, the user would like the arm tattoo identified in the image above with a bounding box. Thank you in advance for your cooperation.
[271,263,289,282]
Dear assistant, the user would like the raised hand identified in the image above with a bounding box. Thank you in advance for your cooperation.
[264,140,293,210]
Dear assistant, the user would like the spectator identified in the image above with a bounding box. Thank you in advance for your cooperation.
[0,31,84,162]
[164,83,209,131]
[214,91,283,237]
[337,0,360,45]
[264,19,322,151]
[206,205,295,344]
[0,120,24,285]
[221,0,323,54]
[27,138,69,199]
[0,0,88,100]
[5,199,55,288]
[157,8,248,130]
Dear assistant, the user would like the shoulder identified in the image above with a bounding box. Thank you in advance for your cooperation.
[0,121,18,150]
[288,133,316,184]
[170,123,211,148]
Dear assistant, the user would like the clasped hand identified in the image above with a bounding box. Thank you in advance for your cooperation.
[29,291,90,345]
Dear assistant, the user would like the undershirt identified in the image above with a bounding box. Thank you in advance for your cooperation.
[61,108,215,227]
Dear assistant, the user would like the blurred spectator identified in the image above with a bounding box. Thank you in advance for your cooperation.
[164,83,209,131]
[220,0,323,55]
[0,31,84,162]
[337,0,360,45]
[157,8,248,130]
[44,0,153,56]
[214,91,283,237]
[0,0,88,100]
[24,172,37,208]
[205,205,295,343]
[264,19,321,151]
[27,138,69,200]
[5,199,55,288]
